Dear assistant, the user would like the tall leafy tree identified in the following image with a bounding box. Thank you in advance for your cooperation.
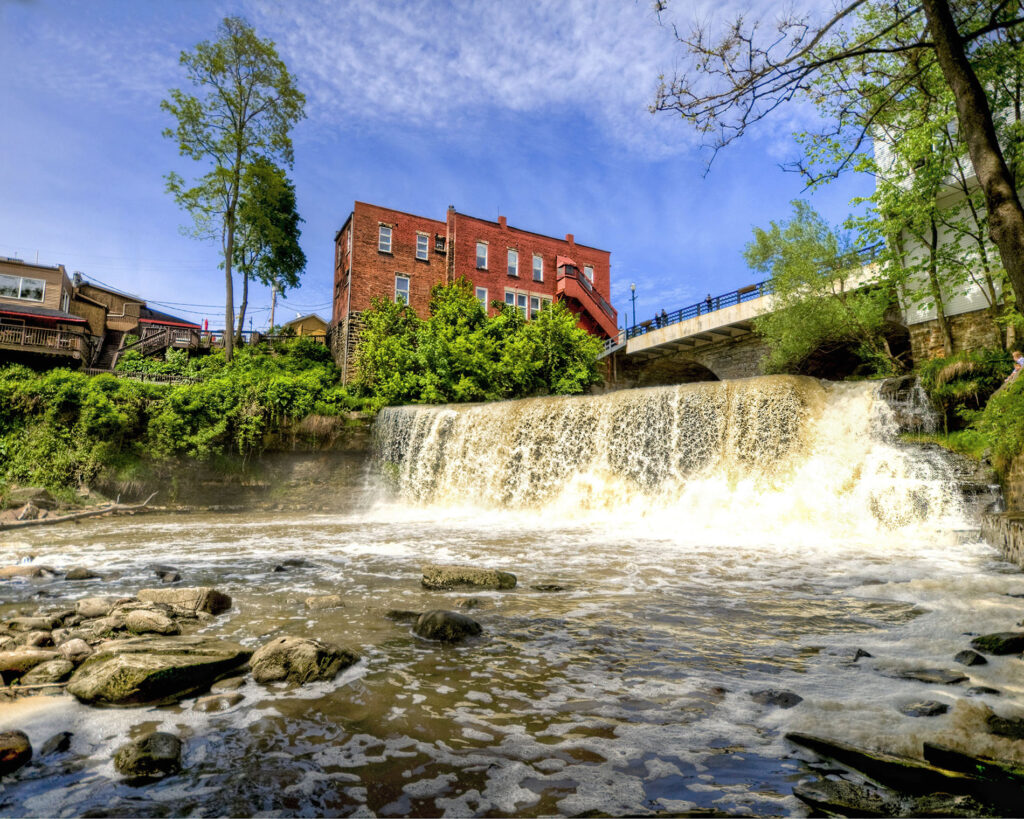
[653,1,1024,316]
[746,201,902,374]
[234,158,306,343]
[162,16,305,361]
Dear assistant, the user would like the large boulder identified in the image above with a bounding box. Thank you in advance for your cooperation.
[64,567,100,581]
[124,610,180,636]
[76,597,116,619]
[413,610,483,642]
[0,565,53,580]
[57,639,93,664]
[8,616,60,632]
[22,658,74,684]
[136,587,231,615]
[66,636,252,706]
[0,730,32,776]
[421,564,516,590]
[0,649,58,682]
[250,636,359,685]
[113,731,181,779]
[970,632,1024,655]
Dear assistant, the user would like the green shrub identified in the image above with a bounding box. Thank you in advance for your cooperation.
[919,348,1012,431]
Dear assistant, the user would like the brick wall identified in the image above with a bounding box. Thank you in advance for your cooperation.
[908,310,1002,363]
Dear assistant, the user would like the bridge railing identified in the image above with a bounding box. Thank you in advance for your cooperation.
[626,279,774,340]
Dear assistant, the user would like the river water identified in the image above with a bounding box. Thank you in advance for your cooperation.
[1,377,1023,817]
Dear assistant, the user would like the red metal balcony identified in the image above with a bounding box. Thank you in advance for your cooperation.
[555,263,618,339]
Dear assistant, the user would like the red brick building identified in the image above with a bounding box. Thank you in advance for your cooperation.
[332,202,617,379]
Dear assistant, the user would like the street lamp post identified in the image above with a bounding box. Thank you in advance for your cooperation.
[629,283,637,328]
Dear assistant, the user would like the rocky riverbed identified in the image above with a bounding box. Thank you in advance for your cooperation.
[1,510,1024,816]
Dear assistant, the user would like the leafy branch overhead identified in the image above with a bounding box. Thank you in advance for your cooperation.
[161,16,306,361]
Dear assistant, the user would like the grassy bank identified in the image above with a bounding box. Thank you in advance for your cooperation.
[0,338,365,505]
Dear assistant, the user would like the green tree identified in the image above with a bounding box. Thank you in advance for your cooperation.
[653,1,1024,317]
[746,201,901,375]
[162,16,305,361]
[234,157,307,344]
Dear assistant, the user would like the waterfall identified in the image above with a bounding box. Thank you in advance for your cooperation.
[374,376,966,539]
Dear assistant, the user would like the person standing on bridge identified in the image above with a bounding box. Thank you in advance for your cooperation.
[705,294,713,312]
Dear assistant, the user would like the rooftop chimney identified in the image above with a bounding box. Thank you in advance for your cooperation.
[498,215,507,229]
[565,233,574,246]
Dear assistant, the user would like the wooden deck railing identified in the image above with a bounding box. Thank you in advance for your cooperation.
[0,324,85,357]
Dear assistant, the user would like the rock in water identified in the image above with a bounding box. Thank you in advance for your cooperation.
[124,610,180,636]
[986,713,1024,740]
[894,668,968,685]
[413,610,483,642]
[136,587,231,615]
[39,732,72,756]
[954,650,988,666]
[750,689,803,708]
[250,636,359,685]
[970,632,1024,655]
[113,732,181,779]
[0,730,32,775]
[421,564,516,590]
[0,565,47,580]
[792,779,896,816]
[64,567,99,581]
[898,700,949,717]
[305,595,344,611]
[66,636,252,706]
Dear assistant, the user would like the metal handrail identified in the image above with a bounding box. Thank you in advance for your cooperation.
[626,279,774,340]
[556,266,617,320]
[0,323,84,354]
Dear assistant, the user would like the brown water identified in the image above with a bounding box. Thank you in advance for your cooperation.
[1,378,1022,816]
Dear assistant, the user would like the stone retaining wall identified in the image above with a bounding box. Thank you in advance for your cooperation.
[981,513,1024,569]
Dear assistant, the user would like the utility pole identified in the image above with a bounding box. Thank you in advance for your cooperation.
[269,283,278,331]
[630,283,637,328]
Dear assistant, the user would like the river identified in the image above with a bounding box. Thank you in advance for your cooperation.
[0,376,1022,816]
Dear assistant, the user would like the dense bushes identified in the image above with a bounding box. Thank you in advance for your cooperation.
[918,348,1012,432]
[0,339,361,498]
[354,280,602,406]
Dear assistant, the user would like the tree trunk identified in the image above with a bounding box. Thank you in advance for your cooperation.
[224,208,236,363]
[927,215,955,356]
[236,270,249,346]
[922,0,1024,316]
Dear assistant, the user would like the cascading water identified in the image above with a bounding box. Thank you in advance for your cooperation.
[375,376,965,539]
[1,376,1020,818]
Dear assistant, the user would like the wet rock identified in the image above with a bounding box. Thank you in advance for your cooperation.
[384,609,420,623]
[113,731,181,779]
[64,567,99,581]
[250,636,359,685]
[966,686,1001,696]
[750,689,803,709]
[0,565,49,580]
[421,564,516,591]
[531,584,568,592]
[39,732,72,756]
[90,615,127,638]
[124,610,180,636]
[150,565,181,583]
[281,558,315,569]
[8,616,59,632]
[955,650,988,666]
[970,632,1024,655]
[454,597,493,611]
[898,700,949,717]
[193,691,243,712]
[0,730,32,776]
[792,779,896,816]
[272,565,287,572]
[23,631,53,648]
[67,636,252,706]
[210,676,244,692]
[57,639,93,664]
[136,587,231,615]
[986,712,1024,740]
[0,649,58,681]
[413,610,483,643]
[305,594,344,611]
[894,668,968,685]
[75,597,115,619]
[22,658,74,684]
[0,637,15,652]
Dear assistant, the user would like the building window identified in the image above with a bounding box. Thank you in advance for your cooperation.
[476,242,488,269]
[533,254,543,282]
[475,287,488,308]
[347,228,352,255]
[516,293,528,317]
[0,274,45,303]
[416,233,429,261]
[395,274,410,304]
[504,291,515,308]
[379,225,392,254]
[61,291,70,313]
[507,249,518,277]
[584,265,594,283]
[435,235,446,253]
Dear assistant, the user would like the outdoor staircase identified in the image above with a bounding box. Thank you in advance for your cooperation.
[93,330,125,371]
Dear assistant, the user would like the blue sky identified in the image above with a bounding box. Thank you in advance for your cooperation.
[0,0,872,330]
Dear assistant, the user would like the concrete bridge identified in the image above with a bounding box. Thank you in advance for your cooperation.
[600,281,775,387]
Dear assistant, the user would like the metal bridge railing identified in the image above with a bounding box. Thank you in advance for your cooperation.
[624,279,774,341]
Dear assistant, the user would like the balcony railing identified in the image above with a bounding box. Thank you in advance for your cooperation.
[556,265,616,320]
[0,323,85,357]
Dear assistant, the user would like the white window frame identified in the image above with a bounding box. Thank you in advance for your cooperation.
[476,241,488,269]
[394,274,410,304]
[583,265,594,283]
[532,254,543,282]
[416,233,429,261]
[516,293,528,317]
[504,290,515,308]
[347,228,352,255]
[61,291,70,313]
[475,286,488,308]
[378,225,393,254]
[0,274,45,303]
[507,249,518,277]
